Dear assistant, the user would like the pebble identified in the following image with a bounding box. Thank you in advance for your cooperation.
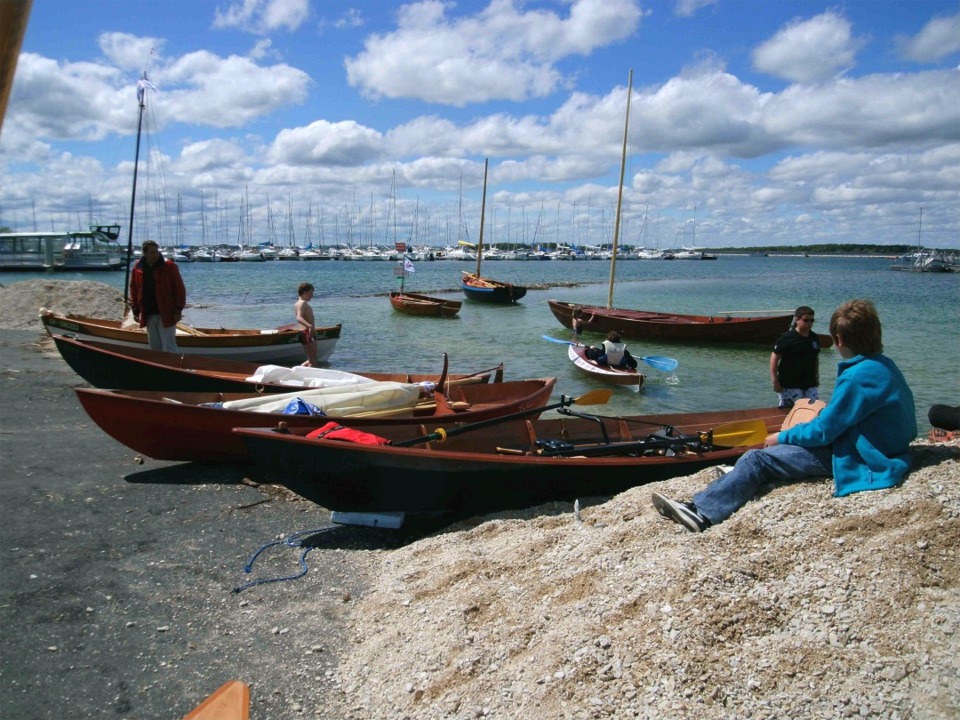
[328,444,960,719]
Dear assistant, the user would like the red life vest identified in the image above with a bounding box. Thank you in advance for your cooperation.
[306,422,390,446]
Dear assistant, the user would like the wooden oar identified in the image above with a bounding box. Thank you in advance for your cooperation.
[537,419,770,458]
[541,335,679,372]
[392,389,613,447]
[176,322,207,336]
[183,679,249,720]
[344,399,471,419]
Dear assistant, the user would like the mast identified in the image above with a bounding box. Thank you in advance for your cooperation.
[475,158,489,277]
[917,207,923,251]
[124,72,150,309]
[607,69,632,309]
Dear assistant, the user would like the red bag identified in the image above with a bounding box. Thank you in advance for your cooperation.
[306,422,390,446]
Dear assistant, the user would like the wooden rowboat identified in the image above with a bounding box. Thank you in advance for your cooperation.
[75,377,556,462]
[50,335,502,393]
[389,291,462,318]
[235,404,788,519]
[40,309,341,365]
[567,343,644,391]
[548,300,834,347]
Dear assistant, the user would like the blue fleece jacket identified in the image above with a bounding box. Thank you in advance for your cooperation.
[778,353,916,497]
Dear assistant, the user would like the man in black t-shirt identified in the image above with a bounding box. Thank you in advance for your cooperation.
[770,305,821,408]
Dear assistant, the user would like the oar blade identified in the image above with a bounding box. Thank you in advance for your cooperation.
[709,419,769,447]
[542,334,577,346]
[570,388,614,406]
[640,355,678,372]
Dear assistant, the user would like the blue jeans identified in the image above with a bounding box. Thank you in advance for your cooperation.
[145,314,179,353]
[693,443,833,525]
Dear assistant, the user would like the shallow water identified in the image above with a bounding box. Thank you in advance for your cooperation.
[7,254,958,429]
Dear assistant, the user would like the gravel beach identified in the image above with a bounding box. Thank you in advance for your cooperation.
[1,280,957,719]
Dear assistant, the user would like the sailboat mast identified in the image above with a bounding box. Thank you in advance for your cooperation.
[607,69,632,309]
[123,73,149,308]
[917,207,923,250]
[475,158,489,277]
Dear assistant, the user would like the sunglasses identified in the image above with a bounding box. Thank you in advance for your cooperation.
[798,316,815,323]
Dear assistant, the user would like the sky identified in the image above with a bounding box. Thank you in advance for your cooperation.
[1,0,958,250]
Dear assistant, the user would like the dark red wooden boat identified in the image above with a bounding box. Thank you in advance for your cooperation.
[548,300,835,347]
[389,291,462,318]
[75,377,556,462]
[51,335,503,393]
[235,404,788,518]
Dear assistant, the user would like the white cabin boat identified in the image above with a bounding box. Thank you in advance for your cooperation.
[0,225,126,271]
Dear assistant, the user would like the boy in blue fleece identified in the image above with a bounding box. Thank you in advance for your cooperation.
[652,299,917,532]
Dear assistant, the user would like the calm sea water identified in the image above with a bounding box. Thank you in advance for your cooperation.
[6,255,959,430]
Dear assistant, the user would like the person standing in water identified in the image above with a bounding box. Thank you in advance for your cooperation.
[295,282,318,367]
[770,305,821,408]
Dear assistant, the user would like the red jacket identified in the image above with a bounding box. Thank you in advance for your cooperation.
[129,256,186,329]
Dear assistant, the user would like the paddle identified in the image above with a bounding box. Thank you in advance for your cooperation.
[392,389,613,447]
[535,418,770,458]
[541,335,679,372]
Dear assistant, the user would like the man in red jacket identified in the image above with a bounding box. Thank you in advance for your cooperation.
[129,240,186,352]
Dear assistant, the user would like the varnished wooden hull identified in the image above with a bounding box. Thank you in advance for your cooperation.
[76,377,555,462]
[40,310,340,364]
[548,299,816,346]
[389,292,462,317]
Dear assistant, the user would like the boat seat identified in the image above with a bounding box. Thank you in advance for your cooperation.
[418,424,435,451]
[495,420,540,455]
[524,420,537,446]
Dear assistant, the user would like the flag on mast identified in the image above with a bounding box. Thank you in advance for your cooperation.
[136,77,156,104]
[403,258,415,273]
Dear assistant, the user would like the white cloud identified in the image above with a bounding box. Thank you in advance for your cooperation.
[176,138,248,174]
[159,51,311,127]
[896,12,960,63]
[2,40,312,147]
[761,71,959,151]
[344,0,642,105]
[269,120,383,166]
[4,53,128,141]
[334,8,365,30]
[673,0,717,19]
[752,11,864,84]
[633,69,776,158]
[213,0,310,34]
[99,33,166,71]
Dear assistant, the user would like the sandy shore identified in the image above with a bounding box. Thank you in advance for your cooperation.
[1,280,958,719]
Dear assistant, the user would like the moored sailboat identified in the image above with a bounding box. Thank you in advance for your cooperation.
[460,159,527,304]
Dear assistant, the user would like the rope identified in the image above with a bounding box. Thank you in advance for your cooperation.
[232,526,336,593]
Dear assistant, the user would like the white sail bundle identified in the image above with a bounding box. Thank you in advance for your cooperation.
[220,381,422,416]
[244,365,378,388]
